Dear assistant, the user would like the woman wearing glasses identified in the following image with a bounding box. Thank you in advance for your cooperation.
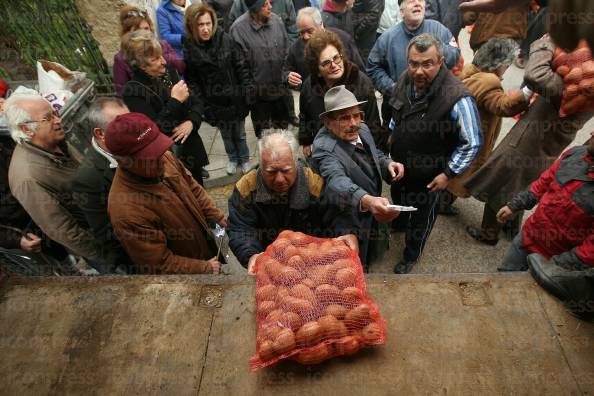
[113,5,186,97]
[299,30,383,158]
[183,3,254,175]
[121,30,209,184]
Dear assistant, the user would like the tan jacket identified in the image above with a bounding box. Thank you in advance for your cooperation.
[448,64,528,197]
[467,4,529,51]
[8,142,98,259]
[108,152,225,274]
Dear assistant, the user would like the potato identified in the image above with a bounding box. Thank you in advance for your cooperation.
[290,232,310,246]
[302,278,316,289]
[335,268,357,288]
[276,286,290,300]
[318,315,348,339]
[315,284,341,304]
[565,84,580,98]
[583,60,594,78]
[282,295,314,313]
[564,67,583,84]
[334,336,361,356]
[556,65,570,77]
[344,304,372,329]
[341,287,362,302]
[286,255,306,269]
[271,238,292,255]
[579,77,594,97]
[265,309,284,324]
[361,322,382,343]
[272,328,296,355]
[258,300,277,317]
[277,266,303,285]
[295,321,323,347]
[279,311,302,332]
[277,230,295,239]
[259,339,276,361]
[263,257,284,280]
[329,244,351,259]
[261,324,282,341]
[283,245,299,259]
[294,343,330,365]
[256,284,277,301]
[324,304,348,320]
[290,284,317,304]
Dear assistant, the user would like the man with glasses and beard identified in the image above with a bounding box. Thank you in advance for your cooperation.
[312,85,404,270]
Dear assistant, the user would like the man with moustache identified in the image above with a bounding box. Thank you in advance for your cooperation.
[106,113,226,274]
[497,131,594,321]
[312,85,404,269]
[5,93,99,262]
[388,34,481,274]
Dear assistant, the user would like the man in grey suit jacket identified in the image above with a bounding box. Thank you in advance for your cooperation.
[312,85,404,268]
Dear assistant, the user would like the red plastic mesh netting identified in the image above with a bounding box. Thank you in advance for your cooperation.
[552,40,594,117]
[249,230,388,371]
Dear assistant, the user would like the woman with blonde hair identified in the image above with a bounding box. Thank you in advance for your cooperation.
[113,5,185,96]
[121,30,209,184]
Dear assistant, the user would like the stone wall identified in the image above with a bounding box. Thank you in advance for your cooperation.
[74,0,160,67]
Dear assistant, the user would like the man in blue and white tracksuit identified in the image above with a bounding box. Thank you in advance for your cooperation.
[388,33,481,274]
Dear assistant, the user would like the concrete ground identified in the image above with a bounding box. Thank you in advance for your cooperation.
[1,273,592,395]
[201,30,594,276]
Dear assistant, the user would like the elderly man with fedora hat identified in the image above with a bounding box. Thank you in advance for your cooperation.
[312,85,405,269]
[106,112,226,275]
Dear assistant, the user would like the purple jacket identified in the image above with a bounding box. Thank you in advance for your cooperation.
[113,39,186,97]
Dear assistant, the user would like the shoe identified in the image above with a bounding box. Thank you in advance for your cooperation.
[289,116,299,126]
[393,259,416,274]
[438,205,459,216]
[241,161,253,174]
[226,161,238,175]
[201,169,210,179]
[465,226,498,246]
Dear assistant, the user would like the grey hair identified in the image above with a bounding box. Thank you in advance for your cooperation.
[3,93,47,144]
[257,129,299,165]
[407,33,444,59]
[297,7,323,27]
[87,97,127,130]
[472,38,519,72]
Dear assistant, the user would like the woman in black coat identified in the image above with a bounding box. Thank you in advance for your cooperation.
[183,3,254,175]
[298,30,385,157]
[121,30,209,184]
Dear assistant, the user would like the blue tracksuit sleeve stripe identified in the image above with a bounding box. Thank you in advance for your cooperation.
[448,96,482,175]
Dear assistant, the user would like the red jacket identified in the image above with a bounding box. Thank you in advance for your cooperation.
[510,146,594,267]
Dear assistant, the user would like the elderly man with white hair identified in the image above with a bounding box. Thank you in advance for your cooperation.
[4,94,99,262]
[227,129,357,273]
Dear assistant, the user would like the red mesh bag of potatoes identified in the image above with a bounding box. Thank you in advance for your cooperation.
[249,230,388,371]
[552,40,594,117]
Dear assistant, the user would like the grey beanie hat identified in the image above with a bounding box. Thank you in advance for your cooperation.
[472,38,519,72]
[244,0,266,12]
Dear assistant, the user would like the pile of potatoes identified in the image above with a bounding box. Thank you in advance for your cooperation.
[251,231,386,369]
[552,41,594,117]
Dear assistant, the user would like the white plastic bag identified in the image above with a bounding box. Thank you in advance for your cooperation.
[37,61,66,95]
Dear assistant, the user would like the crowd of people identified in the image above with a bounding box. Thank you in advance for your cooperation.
[0,0,592,320]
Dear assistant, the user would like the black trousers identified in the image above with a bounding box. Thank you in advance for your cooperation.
[174,131,208,185]
[250,98,290,138]
[391,182,439,263]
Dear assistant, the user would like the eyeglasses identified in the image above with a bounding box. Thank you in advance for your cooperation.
[21,110,61,125]
[408,60,437,70]
[330,111,364,124]
[126,10,148,18]
[319,53,343,69]
[299,27,316,37]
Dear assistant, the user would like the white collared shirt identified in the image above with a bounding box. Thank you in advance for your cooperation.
[91,137,118,169]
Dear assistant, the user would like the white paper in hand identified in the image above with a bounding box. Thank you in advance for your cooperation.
[387,204,418,212]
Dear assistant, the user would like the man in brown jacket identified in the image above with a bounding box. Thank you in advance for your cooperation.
[5,93,99,261]
[106,113,225,274]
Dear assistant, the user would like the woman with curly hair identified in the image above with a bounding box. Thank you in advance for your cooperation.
[298,30,383,158]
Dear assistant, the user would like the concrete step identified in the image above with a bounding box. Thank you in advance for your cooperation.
[1,273,592,394]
